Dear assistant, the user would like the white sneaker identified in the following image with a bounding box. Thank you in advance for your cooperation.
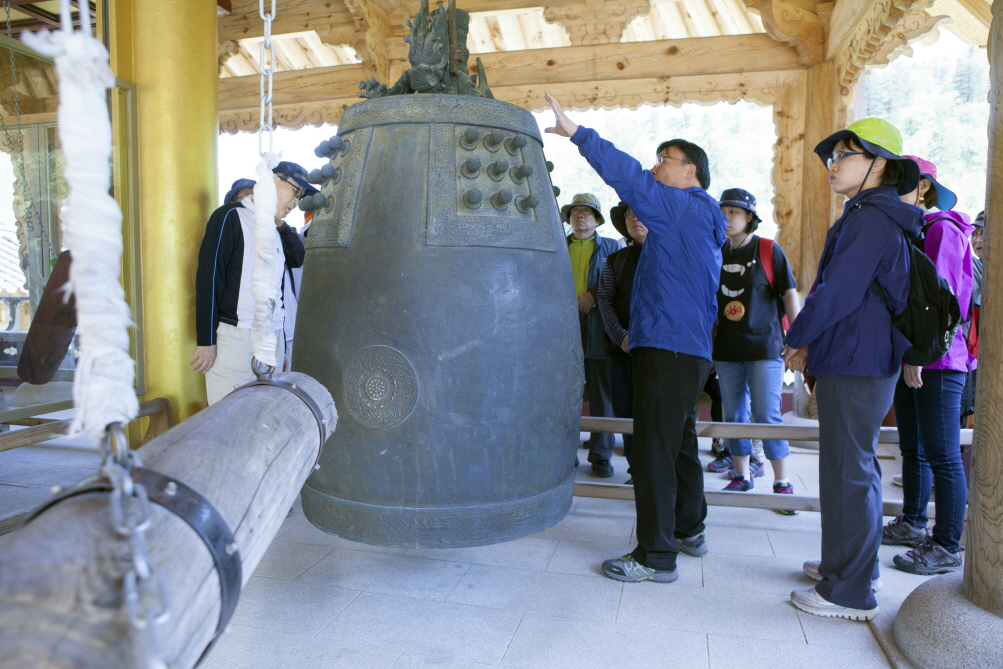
[891,474,903,487]
[791,585,878,621]
[802,560,882,592]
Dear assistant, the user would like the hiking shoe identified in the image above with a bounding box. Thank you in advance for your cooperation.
[678,531,708,557]
[591,460,614,478]
[723,476,754,492]
[706,450,733,473]
[891,474,903,487]
[803,561,882,592]
[602,554,678,583]
[893,537,963,575]
[882,516,927,547]
[773,481,800,515]
[624,477,633,485]
[790,585,878,621]
[728,457,765,479]
[575,457,579,467]
[711,437,728,456]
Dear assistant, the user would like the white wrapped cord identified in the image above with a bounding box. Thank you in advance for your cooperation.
[22,27,139,440]
[251,154,282,368]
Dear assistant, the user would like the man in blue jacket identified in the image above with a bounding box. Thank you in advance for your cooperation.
[545,92,727,583]
[564,193,622,477]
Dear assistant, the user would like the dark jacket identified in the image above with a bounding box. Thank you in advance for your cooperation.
[568,232,621,359]
[786,187,922,378]
[195,201,305,346]
[572,126,727,360]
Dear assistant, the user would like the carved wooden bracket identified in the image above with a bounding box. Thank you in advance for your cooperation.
[218,40,241,76]
[869,8,951,68]
[760,0,824,66]
[833,0,928,88]
[343,0,409,82]
[544,0,651,46]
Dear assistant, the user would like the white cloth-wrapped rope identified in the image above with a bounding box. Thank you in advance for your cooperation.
[21,28,139,440]
[251,154,282,368]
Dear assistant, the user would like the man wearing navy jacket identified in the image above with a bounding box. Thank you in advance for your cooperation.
[545,92,727,583]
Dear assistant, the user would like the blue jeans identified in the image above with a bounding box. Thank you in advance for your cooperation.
[714,358,790,461]
[895,369,967,553]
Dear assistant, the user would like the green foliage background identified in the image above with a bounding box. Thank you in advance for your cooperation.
[534,30,990,244]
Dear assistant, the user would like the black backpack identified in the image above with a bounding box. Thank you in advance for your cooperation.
[871,217,963,366]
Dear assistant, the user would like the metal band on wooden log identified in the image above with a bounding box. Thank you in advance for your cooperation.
[22,468,243,646]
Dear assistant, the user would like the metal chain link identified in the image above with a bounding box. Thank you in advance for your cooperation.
[258,0,276,157]
[101,423,174,669]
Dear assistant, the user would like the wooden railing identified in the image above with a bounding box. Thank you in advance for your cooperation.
[574,417,964,516]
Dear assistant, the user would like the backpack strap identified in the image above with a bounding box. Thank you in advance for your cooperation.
[759,237,776,291]
[758,237,790,331]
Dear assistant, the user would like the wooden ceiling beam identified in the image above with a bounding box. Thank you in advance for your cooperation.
[219,32,800,114]
[953,0,991,28]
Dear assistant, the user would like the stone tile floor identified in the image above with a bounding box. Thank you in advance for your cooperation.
[195,437,929,669]
[0,431,933,668]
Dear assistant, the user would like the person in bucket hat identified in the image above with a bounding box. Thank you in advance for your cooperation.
[784,118,925,621]
[882,156,973,577]
[192,161,312,403]
[711,188,801,509]
[597,202,648,483]
[564,192,621,478]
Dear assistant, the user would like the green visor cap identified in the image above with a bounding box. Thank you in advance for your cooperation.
[813,118,920,195]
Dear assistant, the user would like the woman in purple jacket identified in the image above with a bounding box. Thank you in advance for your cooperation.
[783,118,922,621]
[881,156,974,575]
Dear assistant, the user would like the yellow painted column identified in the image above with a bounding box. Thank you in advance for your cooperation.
[110,0,218,421]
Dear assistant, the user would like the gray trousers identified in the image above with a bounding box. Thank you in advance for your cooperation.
[584,357,615,461]
[815,373,897,611]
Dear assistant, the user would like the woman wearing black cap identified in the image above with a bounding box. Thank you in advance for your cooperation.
[710,189,800,506]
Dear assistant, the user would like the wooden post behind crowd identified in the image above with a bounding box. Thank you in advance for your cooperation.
[964,0,1003,618]
[0,372,335,668]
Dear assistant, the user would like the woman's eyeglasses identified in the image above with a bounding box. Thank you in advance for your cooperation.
[826,151,866,170]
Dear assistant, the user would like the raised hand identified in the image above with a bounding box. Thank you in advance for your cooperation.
[543,91,579,138]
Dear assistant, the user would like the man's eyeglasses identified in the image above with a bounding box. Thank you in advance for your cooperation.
[654,153,689,167]
[278,174,306,200]
[826,151,866,170]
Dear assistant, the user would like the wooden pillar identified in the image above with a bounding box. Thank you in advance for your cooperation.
[963,0,1003,617]
[797,61,844,288]
[109,0,219,421]
[773,72,806,285]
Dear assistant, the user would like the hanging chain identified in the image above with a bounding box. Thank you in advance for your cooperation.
[258,0,276,157]
[101,424,175,669]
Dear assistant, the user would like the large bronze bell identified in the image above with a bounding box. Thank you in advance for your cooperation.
[293,95,583,548]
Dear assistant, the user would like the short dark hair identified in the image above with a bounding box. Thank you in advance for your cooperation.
[847,138,907,191]
[921,179,939,209]
[656,139,711,190]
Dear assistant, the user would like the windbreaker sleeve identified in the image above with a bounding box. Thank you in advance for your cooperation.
[786,211,903,349]
[195,208,238,346]
[597,256,627,347]
[571,126,690,237]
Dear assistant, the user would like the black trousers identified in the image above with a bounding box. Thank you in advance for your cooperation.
[584,357,615,461]
[609,347,633,469]
[630,347,712,571]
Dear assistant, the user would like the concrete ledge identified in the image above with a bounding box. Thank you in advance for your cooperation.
[894,572,1003,669]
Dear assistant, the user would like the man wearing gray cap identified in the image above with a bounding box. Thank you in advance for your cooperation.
[191,162,317,403]
[564,193,621,477]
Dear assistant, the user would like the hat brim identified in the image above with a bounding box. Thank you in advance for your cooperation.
[561,204,604,225]
[224,179,256,205]
[609,203,631,241]
[923,175,957,211]
[814,130,920,195]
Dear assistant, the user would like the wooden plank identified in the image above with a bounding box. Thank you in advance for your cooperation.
[579,416,974,446]
[218,63,369,110]
[480,33,802,87]
[955,0,992,28]
[574,481,936,518]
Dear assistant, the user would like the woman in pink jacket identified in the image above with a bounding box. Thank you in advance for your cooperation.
[882,156,974,575]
